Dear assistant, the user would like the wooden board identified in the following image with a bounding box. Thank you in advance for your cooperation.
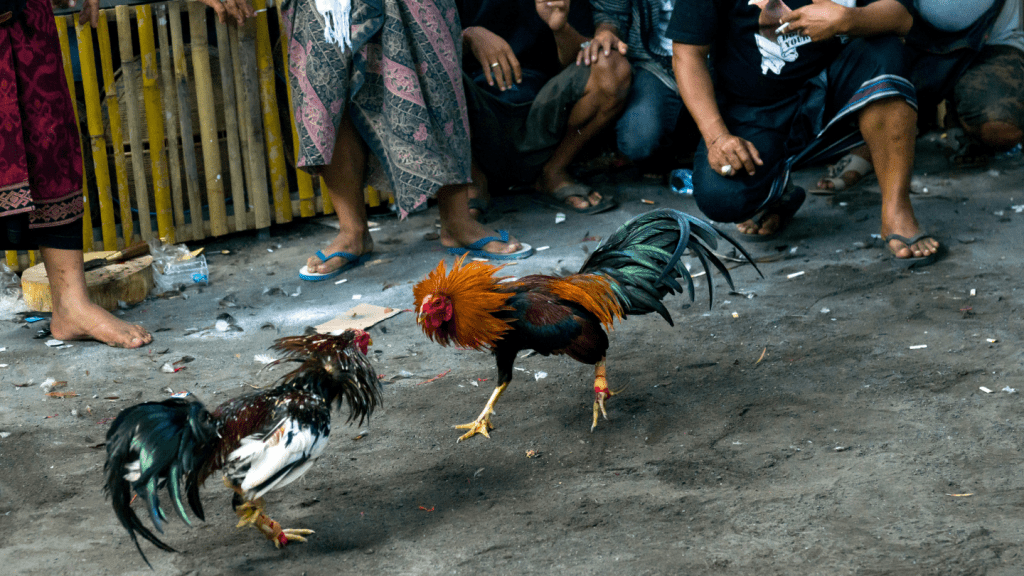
[21,252,154,312]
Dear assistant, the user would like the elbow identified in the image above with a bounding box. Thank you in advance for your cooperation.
[894,11,913,36]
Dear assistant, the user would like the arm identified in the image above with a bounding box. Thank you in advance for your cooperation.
[672,42,762,176]
[780,0,912,43]
[581,0,630,64]
[463,26,524,90]
[535,0,589,67]
[190,0,256,26]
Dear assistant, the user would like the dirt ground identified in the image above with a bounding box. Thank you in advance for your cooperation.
[1,140,1023,575]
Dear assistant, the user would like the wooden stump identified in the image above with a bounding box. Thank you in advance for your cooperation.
[21,252,154,312]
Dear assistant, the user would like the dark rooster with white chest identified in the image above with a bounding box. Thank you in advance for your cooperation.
[103,330,380,565]
[414,209,759,441]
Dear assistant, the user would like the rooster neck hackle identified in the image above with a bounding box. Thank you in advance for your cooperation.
[413,256,514,350]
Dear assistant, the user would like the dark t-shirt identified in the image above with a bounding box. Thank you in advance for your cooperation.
[457,0,595,86]
[666,0,910,105]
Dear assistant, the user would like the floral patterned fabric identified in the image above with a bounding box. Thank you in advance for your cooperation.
[281,0,472,217]
[0,0,84,229]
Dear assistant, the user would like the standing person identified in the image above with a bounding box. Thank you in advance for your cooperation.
[200,0,534,277]
[669,0,942,267]
[459,0,630,214]
[586,0,686,163]
[0,0,151,347]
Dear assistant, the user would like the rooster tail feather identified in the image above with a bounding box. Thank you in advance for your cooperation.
[582,209,757,321]
[104,399,217,562]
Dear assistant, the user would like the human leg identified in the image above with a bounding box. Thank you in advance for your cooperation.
[954,45,1024,150]
[615,68,684,162]
[41,246,152,348]
[814,144,873,193]
[438,183,526,256]
[858,98,940,260]
[534,54,631,210]
[305,115,373,276]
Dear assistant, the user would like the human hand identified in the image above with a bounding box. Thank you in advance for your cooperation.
[576,28,627,66]
[463,26,522,91]
[778,0,849,42]
[70,0,99,28]
[706,132,763,177]
[193,0,256,26]
[535,0,570,32]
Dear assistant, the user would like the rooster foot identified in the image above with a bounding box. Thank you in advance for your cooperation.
[454,413,494,442]
[234,498,267,528]
[591,386,624,432]
[272,527,316,548]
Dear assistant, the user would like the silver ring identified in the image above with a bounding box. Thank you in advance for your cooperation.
[580,41,591,49]
[490,62,500,68]
[721,164,733,176]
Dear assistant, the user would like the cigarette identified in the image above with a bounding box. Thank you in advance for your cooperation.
[775,22,790,34]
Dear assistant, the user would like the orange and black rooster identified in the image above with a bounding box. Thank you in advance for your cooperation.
[414,209,758,441]
[103,330,380,566]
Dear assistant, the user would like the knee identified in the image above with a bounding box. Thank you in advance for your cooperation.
[974,120,1024,149]
[691,165,756,223]
[588,52,632,105]
[616,119,660,161]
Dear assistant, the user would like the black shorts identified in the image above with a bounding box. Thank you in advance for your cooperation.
[0,214,83,251]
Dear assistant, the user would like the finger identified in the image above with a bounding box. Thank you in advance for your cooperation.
[745,141,763,166]
[482,57,496,86]
[496,59,512,90]
[92,8,99,28]
[618,40,628,55]
[509,53,522,84]
[733,146,756,175]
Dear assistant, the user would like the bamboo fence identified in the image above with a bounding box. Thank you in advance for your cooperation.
[5,1,383,271]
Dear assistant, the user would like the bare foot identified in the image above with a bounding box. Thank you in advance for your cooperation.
[537,167,603,210]
[881,204,940,259]
[50,300,151,348]
[736,213,782,237]
[306,230,374,275]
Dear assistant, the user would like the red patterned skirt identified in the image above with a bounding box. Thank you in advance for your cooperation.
[0,0,84,249]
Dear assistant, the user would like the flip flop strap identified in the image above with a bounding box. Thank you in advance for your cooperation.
[315,250,359,263]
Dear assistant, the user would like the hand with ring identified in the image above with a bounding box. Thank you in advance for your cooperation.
[462,26,522,91]
[705,130,763,177]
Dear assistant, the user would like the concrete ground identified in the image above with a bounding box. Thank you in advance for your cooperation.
[0,138,1022,575]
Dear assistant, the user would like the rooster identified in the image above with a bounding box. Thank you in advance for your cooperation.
[414,209,758,441]
[103,330,380,566]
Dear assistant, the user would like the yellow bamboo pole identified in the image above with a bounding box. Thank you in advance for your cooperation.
[320,176,334,215]
[275,6,315,218]
[237,18,270,231]
[55,16,92,252]
[96,14,132,247]
[4,251,16,270]
[116,6,153,240]
[188,2,227,237]
[253,0,291,224]
[218,19,248,232]
[137,5,174,242]
[156,4,186,239]
[78,16,118,250]
[168,2,204,241]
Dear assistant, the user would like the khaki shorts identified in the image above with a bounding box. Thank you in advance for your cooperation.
[955,45,1024,131]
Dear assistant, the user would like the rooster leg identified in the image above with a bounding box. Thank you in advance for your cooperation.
[592,358,623,431]
[227,480,315,548]
[455,381,509,442]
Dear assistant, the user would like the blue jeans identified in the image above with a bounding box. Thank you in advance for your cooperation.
[616,68,683,161]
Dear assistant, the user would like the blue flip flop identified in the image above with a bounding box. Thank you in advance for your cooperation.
[299,250,372,282]
[447,230,533,260]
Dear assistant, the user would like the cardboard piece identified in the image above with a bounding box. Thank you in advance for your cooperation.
[315,303,403,334]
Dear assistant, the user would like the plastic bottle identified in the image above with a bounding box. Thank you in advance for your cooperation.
[669,168,694,195]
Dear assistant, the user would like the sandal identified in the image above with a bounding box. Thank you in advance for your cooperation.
[886,233,943,269]
[299,250,372,282]
[811,154,874,195]
[531,181,617,215]
[738,186,806,243]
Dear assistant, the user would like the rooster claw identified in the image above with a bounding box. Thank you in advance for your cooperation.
[274,528,315,548]
[455,416,494,442]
